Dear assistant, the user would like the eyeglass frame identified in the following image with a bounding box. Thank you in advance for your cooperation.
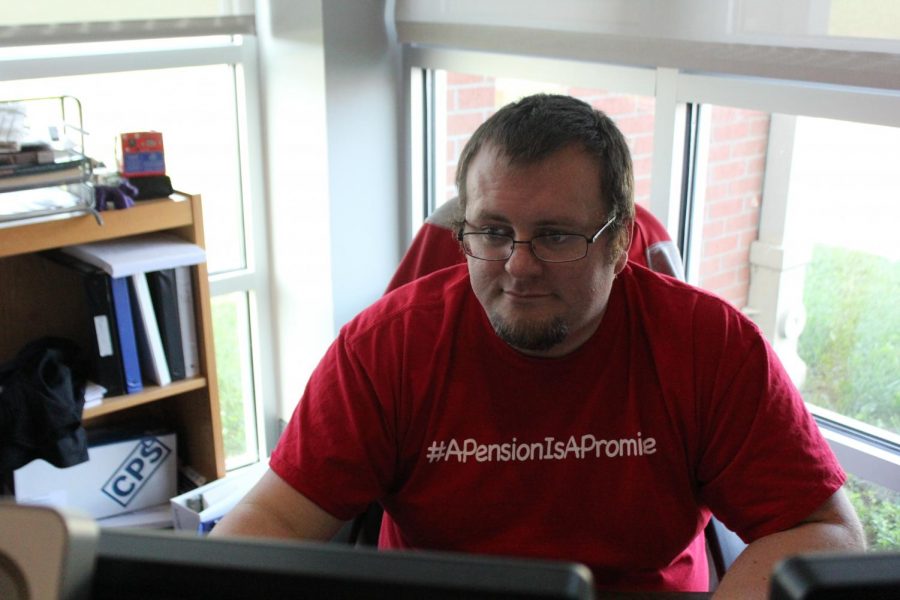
[456,214,617,263]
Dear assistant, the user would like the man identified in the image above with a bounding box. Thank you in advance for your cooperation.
[213,94,863,597]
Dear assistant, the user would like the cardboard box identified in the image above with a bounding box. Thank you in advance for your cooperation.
[118,131,165,177]
[170,461,267,534]
[14,433,177,520]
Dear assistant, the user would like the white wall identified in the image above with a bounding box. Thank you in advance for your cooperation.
[256,0,403,424]
[322,0,404,330]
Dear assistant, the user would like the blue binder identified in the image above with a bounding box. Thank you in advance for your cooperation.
[110,276,143,394]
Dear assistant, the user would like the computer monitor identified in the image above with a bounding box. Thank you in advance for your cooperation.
[769,551,900,599]
[91,528,596,600]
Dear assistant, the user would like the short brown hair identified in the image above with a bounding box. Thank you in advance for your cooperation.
[454,94,634,256]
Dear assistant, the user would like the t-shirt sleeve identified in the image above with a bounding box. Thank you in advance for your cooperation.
[270,331,397,521]
[693,304,846,543]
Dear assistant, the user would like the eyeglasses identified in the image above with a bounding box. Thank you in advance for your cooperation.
[457,215,616,263]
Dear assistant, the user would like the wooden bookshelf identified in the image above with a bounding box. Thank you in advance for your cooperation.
[0,193,225,481]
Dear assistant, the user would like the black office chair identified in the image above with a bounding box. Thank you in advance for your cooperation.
[705,516,747,586]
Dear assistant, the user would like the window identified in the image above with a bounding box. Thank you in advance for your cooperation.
[684,105,900,550]
[0,33,270,470]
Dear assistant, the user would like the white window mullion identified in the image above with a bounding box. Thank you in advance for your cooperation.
[648,67,684,242]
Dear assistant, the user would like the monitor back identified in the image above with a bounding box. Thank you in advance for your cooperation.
[769,551,900,600]
[91,528,596,600]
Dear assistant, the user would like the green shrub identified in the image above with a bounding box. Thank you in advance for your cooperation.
[799,245,900,433]
[211,297,248,459]
[799,244,900,550]
[846,475,900,550]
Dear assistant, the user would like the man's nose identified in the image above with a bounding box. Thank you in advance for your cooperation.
[505,241,543,276]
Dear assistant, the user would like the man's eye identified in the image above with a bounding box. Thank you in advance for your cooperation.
[482,227,509,236]
[541,234,574,245]
[481,233,510,245]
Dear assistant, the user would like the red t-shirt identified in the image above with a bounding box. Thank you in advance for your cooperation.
[271,264,844,592]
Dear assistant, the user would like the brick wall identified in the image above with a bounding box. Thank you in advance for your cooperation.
[444,75,654,207]
[699,107,769,308]
[445,75,767,308]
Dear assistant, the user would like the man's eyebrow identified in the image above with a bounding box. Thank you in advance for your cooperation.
[467,210,511,223]
[467,210,583,230]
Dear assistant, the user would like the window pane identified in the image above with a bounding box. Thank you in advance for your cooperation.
[792,117,900,437]
[692,108,899,438]
[690,105,899,519]
[0,65,247,275]
[212,292,259,469]
[436,72,655,209]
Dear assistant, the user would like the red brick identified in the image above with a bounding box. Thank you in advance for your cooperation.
[718,283,749,308]
[447,137,468,159]
[704,234,739,256]
[712,121,751,143]
[446,165,458,188]
[732,138,767,158]
[634,177,651,200]
[728,174,764,196]
[457,86,496,111]
[447,112,486,137]
[711,106,741,124]
[703,219,725,239]
[701,269,737,292]
[704,183,729,202]
[710,160,746,182]
[615,114,655,136]
[738,230,759,248]
[568,87,609,99]
[708,198,744,220]
[632,156,653,177]
[595,95,637,118]
[630,134,654,157]
[725,210,761,234]
[699,255,721,277]
[448,72,486,85]
[720,248,751,270]
[444,187,458,202]
[636,97,655,113]
[746,155,767,176]
[749,117,771,136]
[707,142,731,162]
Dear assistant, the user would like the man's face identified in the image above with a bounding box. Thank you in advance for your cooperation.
[464,144,628,358]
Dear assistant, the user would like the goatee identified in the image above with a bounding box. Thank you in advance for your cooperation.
[489,314,569,352]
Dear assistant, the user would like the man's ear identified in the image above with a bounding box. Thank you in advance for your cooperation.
[614,219,634,274]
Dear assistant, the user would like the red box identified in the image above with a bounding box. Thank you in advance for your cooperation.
[118,131,166,177]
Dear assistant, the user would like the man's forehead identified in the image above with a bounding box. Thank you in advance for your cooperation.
[465,144,605,222]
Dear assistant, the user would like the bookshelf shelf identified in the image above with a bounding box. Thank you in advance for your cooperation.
[0,194,195,257]
[0,193,225,482]
[84,376,207,420]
